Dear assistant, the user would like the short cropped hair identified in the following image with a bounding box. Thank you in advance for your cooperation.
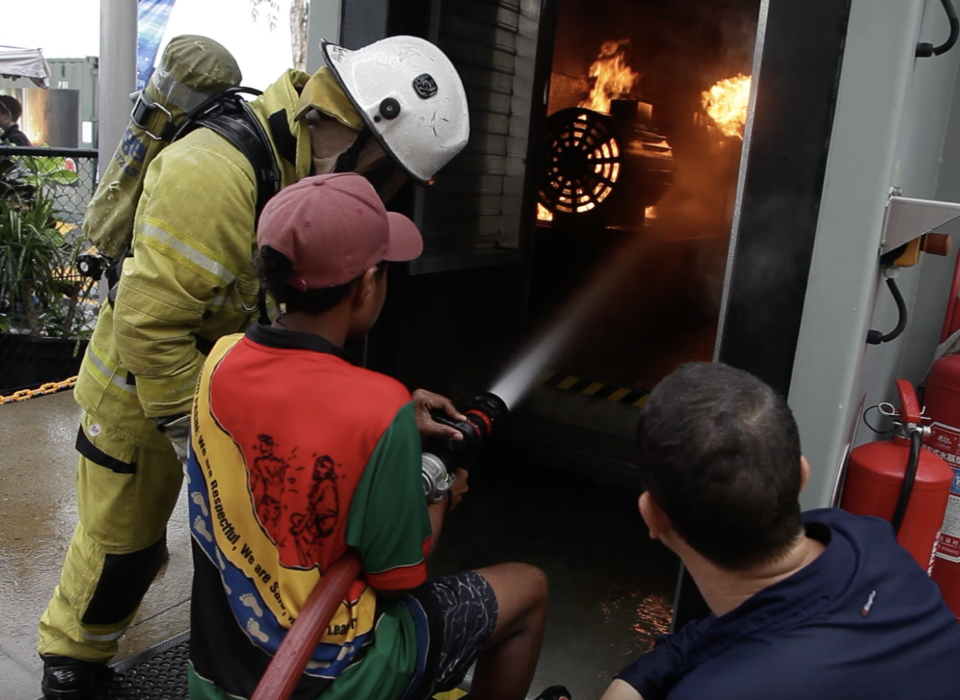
[256,245,386,316]
[636,362,804,571]
[0,95,23,122]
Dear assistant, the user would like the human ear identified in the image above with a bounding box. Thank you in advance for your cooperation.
[799,455,812,494]
[639,492,668,540]
[354,267,380,308]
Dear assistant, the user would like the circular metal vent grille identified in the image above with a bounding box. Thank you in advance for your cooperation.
[539,108,622,215]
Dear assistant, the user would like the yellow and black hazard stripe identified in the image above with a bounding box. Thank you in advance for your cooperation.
[433,690,468,700]
[539,371,649,407]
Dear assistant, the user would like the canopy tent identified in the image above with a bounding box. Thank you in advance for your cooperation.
[0,46,51,88]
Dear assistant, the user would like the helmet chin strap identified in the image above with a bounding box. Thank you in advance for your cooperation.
[310,123,405,200]
[333,129,371,174]
[312,154,340,174]
[306,109,365,175]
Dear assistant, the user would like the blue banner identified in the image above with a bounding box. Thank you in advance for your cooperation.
[137,0,177,91]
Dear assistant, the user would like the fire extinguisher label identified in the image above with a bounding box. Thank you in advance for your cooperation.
[929,422,960,464]
[937,496,960,563]
[927,422,960,563]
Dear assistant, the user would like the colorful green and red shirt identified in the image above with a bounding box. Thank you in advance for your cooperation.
[187,323,432,700]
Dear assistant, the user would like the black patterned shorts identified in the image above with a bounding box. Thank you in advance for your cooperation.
[404,571,499,700]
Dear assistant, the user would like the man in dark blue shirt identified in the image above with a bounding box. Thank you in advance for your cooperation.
[602,362,960,700]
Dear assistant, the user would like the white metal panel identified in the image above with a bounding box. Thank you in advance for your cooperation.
[789,0,939,510]
[881,196,960,254]
[859,0,960,438]
[898,76,960,386]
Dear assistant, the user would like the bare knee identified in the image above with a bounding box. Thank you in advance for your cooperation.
[481,562,547,600]
[475,563,548,642]
[518,563,548,604]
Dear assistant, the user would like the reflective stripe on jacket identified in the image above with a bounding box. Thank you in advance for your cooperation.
[75,70,317,437]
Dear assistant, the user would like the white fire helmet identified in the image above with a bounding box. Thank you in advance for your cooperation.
[321,36,470,185]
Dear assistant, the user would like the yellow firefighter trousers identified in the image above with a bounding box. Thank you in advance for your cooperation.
[38,412,183,663]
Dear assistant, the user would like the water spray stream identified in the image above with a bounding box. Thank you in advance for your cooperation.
[489,232,654,409]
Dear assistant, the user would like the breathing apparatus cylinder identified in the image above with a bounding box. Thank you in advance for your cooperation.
[421,392,508,501]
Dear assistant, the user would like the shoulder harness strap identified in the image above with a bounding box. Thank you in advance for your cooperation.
[184,98,282,223]
[177,94,282,326]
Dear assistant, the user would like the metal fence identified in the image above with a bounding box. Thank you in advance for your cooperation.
[0,146,100,395]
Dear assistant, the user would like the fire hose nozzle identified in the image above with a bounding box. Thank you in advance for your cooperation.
[430,392,508,454]
[421,392,508,500]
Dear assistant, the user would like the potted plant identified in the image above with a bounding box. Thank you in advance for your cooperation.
[0,153,98,393]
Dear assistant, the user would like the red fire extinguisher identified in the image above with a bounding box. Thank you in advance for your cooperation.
[840,380,953,576]
[920,356,960,622]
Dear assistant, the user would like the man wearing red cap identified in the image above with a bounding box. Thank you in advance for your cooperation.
[186,173,567,700]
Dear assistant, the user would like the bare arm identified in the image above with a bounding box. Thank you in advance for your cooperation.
[428,496,448,545]
[427,466,468,549]
[599,679,644,700]
[411,387,467,549]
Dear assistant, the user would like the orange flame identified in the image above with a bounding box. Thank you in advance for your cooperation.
[579,40,638,114]
[537,203,554,221]
[702,74,752,139]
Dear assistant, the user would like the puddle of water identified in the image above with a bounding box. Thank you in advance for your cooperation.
[0,393,193,699]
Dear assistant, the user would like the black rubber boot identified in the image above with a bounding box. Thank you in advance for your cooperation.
[532,686,573,700]
[40,656,110,700]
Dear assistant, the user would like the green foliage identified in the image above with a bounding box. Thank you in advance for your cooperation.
[0,153,95,338]
[0,152,79,198]
[23,155,80,186]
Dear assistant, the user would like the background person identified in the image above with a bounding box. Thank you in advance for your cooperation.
[601,362,960,700]
[0,95,31,146]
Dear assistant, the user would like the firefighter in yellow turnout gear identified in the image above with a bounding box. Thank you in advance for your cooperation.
[38,35,470,700]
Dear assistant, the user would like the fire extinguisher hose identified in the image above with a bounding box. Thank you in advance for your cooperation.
[890,430,924,534]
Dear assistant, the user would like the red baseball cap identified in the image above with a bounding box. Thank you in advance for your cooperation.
[257,173,423,290]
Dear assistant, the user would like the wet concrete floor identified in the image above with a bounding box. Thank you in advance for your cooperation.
[432,446,680,698]
[0,390,679,700]
[0,391,192,700]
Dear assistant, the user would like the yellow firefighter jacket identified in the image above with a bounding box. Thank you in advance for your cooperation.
[75,70,323,449]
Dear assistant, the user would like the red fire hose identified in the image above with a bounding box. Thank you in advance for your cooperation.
[250,550,363,700]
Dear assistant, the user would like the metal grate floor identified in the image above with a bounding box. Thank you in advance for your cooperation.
[96,632,191,700]
[71,631,467,700]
